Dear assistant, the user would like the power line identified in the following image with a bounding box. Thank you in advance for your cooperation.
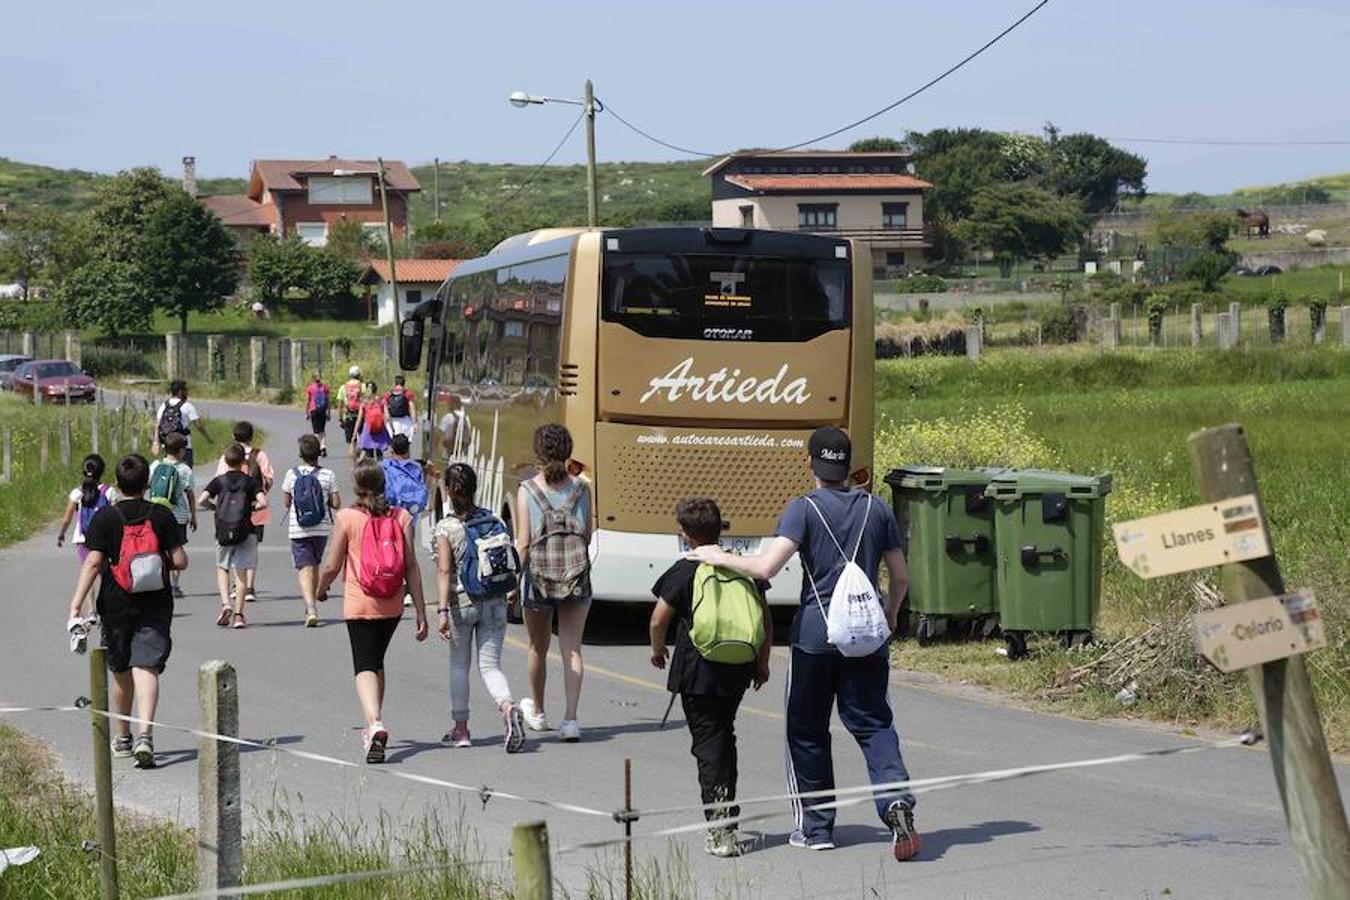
[602,0,1053,159]
[1104,135,1350,147]
[489,109,587,213]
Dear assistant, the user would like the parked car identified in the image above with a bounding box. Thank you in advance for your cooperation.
[0,354,32,391]
[9,359,97,404]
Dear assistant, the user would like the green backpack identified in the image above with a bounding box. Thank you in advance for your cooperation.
[148,459,180,510]
[690,564,765,665]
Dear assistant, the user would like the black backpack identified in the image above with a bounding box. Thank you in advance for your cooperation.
[214,474,253,546]
[158,399,188,442]
[386,389,410,418]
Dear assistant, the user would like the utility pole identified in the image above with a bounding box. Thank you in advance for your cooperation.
[433,157,441,224]
[376,158,402,330]
[1188,424,1350,899]
[584,79,598,227]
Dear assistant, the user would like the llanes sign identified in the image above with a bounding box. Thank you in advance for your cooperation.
[1112,494,1270,579]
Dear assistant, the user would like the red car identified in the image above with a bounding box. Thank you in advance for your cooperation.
[10,359,97,404]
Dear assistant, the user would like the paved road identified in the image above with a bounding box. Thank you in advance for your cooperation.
[2,395,1343,899]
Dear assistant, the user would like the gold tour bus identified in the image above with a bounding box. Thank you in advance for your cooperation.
[401,226,874,605]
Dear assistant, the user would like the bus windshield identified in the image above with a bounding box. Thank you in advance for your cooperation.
[602,251,849,342]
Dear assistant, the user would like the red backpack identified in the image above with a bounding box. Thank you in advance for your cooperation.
[364,400,385,434]
[358,510,405,599]
[110,508,167,594]
[344,381,363,412]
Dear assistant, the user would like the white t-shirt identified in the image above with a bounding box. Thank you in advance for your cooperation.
[148,459,195,525]
[155,399,202,449]
[281,465,338,539]
[68,485,123,543]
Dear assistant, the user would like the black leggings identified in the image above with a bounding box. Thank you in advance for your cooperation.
[346,617,401,674]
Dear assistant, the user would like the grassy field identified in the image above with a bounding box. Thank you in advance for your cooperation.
[875,347,1349,750]
[0,396,232,548]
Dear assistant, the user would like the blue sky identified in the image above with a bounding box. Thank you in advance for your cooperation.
[6,0,1349,193]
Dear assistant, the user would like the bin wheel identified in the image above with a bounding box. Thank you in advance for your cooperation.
[976,615,1001,641]
[1060,631,1093,650]
[915,616,935,647]
[1004,632,1028,660]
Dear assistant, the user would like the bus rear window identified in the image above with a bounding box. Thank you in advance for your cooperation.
[602,252,849,342]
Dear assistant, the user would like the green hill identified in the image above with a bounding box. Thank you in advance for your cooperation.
[0,156,710,230]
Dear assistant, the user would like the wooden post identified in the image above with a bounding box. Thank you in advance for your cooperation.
[2,427,10,483]
[511,821,553,900]
[250,337,266,390]
[89,647,120,900]
[165,333,180,382]
[1188,425,1350,898]
[39,429,49,472]
[91,402,99,455]
[290,339,304,391]
[1191,303,1203,347]
[1341,307,1350,349]
[198,661,242,896]
[623,758,634,900]
[61,419,72,466]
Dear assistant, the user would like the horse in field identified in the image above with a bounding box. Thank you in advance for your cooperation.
[1235,208,1270,239]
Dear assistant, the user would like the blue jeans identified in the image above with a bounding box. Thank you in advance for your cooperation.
[784,646,915,839]
[448,598,512,721]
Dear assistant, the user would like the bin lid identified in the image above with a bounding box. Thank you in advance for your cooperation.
[985,469,1112,499]
[884,465,1009,492]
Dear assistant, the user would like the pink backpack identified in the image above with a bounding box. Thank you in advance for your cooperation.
[358,510,405,599]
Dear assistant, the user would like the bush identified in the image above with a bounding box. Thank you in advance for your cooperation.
[81,345,161,379]
[1266,289,1288,343]
[1038,304,1080,343]
[1182,251,1235,292]
[901,273,948,293]
[1146,295,1169,345]
[0,301,68,333]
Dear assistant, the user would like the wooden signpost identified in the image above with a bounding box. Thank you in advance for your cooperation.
[1112,494,1270,579]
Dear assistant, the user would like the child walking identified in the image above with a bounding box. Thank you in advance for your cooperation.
[316,461,428,763]
[351,381,390,460]
[650,497,771,859]
[281,434,341,627]
[434,463,526,752]
[57,454,116,651]
[200,443,267,629]
[215,421,273,603]
[148,433,197,598]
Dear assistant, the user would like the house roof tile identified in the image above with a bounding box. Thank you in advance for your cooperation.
[252,159,421,193]
[200,194,274,227]
[725,173,932,192]
[360,259,461,285]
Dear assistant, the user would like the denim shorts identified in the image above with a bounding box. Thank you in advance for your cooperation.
[520,578,592,611]
[290,535,328,569]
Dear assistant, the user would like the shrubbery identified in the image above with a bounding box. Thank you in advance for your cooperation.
[1038,303,1079,343]
[81,345,161,379]
[899,273,948,293]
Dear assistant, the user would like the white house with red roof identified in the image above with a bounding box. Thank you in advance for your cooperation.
[704,150,932,274]
[358,258,460,326]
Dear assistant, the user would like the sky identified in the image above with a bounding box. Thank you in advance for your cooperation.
[5,0,1349,194]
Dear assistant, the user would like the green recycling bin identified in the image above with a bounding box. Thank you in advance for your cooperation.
[985,470,1112,659]
[884,466,1004,644]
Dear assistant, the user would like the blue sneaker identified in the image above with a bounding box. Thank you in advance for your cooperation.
[788,830,835,851]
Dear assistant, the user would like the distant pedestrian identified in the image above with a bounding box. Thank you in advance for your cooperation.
[148,433,197,599]
[351,381,390,460]
[650,497,771,858]
[153,380,214,467]
[201,442,267,629]
[65,453,188,769]
[340,366,364,448]
[304,370,332,458]
[434,462,526,752]
[689,426,922,862]
[316,461,429,763]
[383,433,428,606]
[215,421,273,603]
[282,434,341,628]
[514,423,592,743]
[384,374,416,441]
[57,454,118,651]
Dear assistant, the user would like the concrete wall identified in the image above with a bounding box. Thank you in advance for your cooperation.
[712,192,925,231]
[1238,246,1350,270]
[375,280,438,326]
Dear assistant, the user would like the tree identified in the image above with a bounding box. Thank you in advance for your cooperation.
[56,258,151,336]
[304,250,359,302]
[953,183,1084,277]
[247,234,312,304]
[848,136,905,152]
[0,209,71,300]
[1152,212,1233,252]
[327,218,379,265]
[139,190,240,333]
[86,167,173,259]
[1043,131,1147,212]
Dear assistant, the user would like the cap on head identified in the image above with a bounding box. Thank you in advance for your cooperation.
[349,365,361,378]
[808,426,851,482]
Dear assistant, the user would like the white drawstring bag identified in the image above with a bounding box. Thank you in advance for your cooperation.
[805,494,891,657]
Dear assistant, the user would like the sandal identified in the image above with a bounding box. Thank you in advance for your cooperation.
[231,612,247,629]
[216,607,232,627]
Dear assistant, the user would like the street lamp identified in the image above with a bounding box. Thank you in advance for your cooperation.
[508,80,599,227]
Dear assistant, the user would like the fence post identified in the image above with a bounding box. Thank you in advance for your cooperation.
[1341,307,1350,349]
[21,330,36,358]
[1216,312,1235,351]
[964,325,982,360]
[1228,301,1242,344]
[89,646,120,900]
[91,402,100,455]
[61,419,72,466]
[290,339,304,391]
[1102,318,1120,350]
[511,821,553,900]
[65,331,82,368]
[39,430,49,472]
[1191,303,1203,347]
[2,428,10,484]
[207,334,226,382]
[198,661,242,897]
[165,333,181,382]
[1187,426,1350,898]
[250,337,266,390]
[331,342,343,366]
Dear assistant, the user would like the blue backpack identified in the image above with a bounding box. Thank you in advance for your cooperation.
[79,485,110,535]
[291,467,328,528]
[459,508,520,600]
[383,458,427,517]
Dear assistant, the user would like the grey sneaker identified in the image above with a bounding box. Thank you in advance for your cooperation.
[705,826,742,858]
[788,830,835,851]
[132,734,156,769]
[885,801,922,862]
[503,703,526,754]
[111,734,134,758]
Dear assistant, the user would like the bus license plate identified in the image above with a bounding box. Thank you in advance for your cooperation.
[678,536,761,556]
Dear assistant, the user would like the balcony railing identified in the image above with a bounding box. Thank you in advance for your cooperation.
[794,225,933,245]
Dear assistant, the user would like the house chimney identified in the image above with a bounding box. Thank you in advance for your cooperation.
[182,156,198,198]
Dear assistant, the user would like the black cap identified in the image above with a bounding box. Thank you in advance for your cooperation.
[808,426,851,482]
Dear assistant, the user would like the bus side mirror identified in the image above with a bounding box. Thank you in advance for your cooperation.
[399,317,424,371]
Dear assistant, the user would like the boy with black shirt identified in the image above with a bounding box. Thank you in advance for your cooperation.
[65,454,188,769]
[650,497,771,859]
[201,443,268,629]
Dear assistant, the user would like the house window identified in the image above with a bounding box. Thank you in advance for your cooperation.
[296,222,327,247]
[405,289,423,307]
[882,202,909,229]
[504,320,525,338]
[797,204,837,229]
[739,205,754,228]
[886,251,906,268]
[307,176,374,205]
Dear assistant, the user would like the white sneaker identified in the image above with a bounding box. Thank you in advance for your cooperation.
[558,719,581,743]
[403,593,414,607]
[518,698,549,732]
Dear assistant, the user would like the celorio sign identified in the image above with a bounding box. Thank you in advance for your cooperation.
[1194,590,1325,672]
[1112,494,1270,579]
[640,357,811,406]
